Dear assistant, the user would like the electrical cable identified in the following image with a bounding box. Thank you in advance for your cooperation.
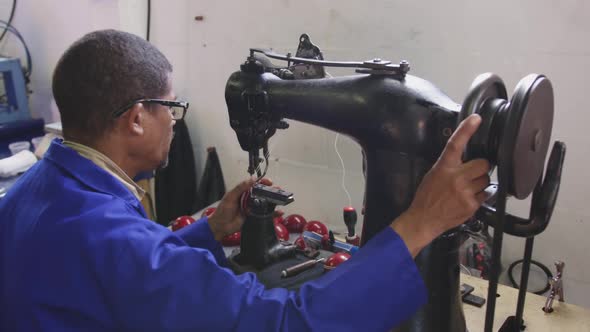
[146,0,151,41]
[334,133,352,207]
[0,0,16,42]
[0,19,31,80]
[0,20,31,78]
[507,259,553,295]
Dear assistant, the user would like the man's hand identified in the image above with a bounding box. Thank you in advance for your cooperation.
[392,114,491,257]
[207,178,272,242]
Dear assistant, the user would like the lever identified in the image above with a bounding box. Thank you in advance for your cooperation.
[343,206,360,246]
[249,48,410,76]
[483,141,566,332]
[476,141,566,237]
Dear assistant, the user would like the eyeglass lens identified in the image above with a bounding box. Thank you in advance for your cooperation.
[169,106,184,120]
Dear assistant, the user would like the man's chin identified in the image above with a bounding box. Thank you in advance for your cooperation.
[157,156,170,170]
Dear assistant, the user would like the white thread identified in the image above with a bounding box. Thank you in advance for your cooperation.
[334,133,352,207]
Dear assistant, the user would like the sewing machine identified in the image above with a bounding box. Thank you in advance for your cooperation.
[224,34,566,332]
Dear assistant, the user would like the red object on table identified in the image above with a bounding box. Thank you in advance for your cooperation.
[282,214,307,233]
[221,231,241,246]
[303,220,328,236]
[275,222,290,241]
[294,235,306,250]
[274,216,284,225]
[324,252,351,271]
[171,215,195,231]
[346,235,360,246]
[201,207,217,218]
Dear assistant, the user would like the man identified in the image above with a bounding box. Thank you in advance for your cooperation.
[0,30,490,331]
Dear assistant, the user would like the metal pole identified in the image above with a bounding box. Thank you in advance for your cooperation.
[513,237,535,331]
[484,183,508,332]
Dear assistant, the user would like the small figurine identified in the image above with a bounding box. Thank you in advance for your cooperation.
[542,261,565,313]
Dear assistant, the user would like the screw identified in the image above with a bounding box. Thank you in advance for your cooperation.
[276,121,289,129]
[399,60,410,72]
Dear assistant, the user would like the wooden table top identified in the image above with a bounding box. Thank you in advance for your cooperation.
[462,274,590,331]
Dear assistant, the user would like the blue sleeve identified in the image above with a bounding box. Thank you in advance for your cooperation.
[101,218,427,332]
[174,216,228,266]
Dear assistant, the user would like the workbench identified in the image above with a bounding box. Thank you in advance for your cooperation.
[196,199,590,331]
[462,274,590,331]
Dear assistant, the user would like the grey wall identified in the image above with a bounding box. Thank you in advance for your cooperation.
[4,0,589,308]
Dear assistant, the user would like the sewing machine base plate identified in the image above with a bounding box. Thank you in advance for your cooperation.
[228,249,334,290]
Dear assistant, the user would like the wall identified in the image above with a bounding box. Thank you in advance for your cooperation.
[4,0,590,308]
[0,0,147,122]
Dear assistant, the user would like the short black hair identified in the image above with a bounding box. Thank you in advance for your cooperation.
[52,29,173,142]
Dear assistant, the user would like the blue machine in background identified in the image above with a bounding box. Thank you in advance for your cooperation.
[0,10,43,194]
[0,57,44,159]
[0,57,29,121]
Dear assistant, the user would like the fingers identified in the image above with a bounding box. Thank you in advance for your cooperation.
[220,177,278,211]
[468,174,490,194]
[225,178,256,201]
[475,190,491,204]
[438,114,482,167]
[259,177,273,186]
[461,159,491,180]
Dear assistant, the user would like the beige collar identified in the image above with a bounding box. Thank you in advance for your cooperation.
[63,140,145,201]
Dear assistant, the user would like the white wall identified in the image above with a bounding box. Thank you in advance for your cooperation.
[5,0,590,308]
[0,0,148,122]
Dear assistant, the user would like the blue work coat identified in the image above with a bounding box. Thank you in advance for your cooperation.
[0,139,427,331]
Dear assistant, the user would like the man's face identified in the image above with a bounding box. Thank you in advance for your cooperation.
[142,88,177,171]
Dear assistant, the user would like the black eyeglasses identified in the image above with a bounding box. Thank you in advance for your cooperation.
[113,98,189,120]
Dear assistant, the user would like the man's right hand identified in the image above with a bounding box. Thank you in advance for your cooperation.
[207,177,273,242]
[391,114,491,257]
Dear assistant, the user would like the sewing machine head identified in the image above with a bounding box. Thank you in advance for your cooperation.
[224,34,565,332]
[226,33,557,206]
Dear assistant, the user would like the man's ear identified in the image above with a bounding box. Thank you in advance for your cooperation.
[125,104,145,136]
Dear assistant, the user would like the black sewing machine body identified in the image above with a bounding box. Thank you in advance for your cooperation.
[226,65,469,332]
[227,70,461,231]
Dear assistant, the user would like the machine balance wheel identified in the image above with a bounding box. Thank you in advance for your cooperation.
[460,73,554,199]
[500,74,553,199]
